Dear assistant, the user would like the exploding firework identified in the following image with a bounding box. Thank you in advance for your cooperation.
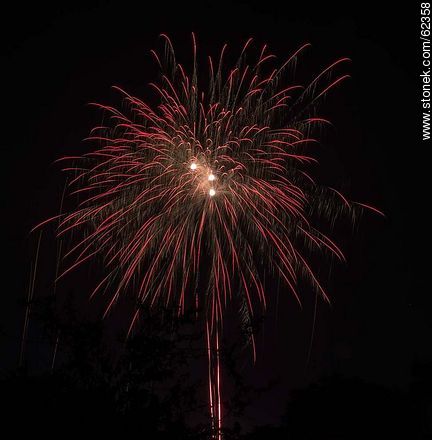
[35,34,382,438]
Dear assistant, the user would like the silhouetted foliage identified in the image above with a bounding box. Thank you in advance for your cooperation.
[3,297,431,439]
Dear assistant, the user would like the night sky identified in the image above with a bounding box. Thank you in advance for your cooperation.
[1,1,429,437]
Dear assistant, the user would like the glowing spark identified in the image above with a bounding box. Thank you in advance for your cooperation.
[208,173,216,181]
[209,188,216,197]
[190,162,197,170]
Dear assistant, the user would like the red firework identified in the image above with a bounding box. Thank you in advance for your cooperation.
[35,34,382,438]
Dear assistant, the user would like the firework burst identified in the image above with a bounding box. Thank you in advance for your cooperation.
[35,34,382,438]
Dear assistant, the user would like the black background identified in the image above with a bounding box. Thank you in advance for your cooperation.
[1,1,429,437]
